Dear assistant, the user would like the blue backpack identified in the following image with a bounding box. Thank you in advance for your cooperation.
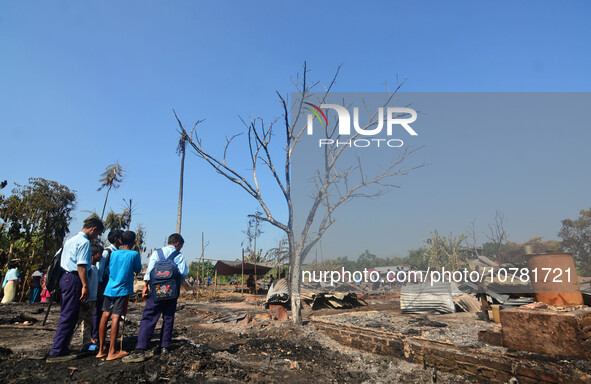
[149,248,181,302]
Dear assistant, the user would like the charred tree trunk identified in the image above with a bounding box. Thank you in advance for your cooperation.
[176,146,185,234]
[288,234,302,324]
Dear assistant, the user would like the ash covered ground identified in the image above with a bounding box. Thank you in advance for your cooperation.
[0,292,477,384]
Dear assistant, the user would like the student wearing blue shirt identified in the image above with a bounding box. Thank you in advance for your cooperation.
[47,218,104,363]
[93,229,122,346]
[97,230,141,361]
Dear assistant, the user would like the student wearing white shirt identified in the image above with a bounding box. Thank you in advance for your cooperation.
[47,218,103,363]
[77,244,103,351]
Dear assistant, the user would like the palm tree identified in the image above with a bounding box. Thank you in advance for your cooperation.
[104,210,128,231]
[98,162,125,220]
[122,198,137,228]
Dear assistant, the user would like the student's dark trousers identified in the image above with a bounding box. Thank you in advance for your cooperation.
[92,283,106,341]
[135,295,177,350]
[29,287,41,303]
[49,272,82,356]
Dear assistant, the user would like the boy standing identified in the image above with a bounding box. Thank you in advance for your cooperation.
[93,230,122,346]
[47,218,103,363]
[77,244,103,351]
[123,233,187,363]
[97,231,141,360]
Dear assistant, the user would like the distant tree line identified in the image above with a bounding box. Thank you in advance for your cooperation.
[0,177,76,301]
[305,232,567,274]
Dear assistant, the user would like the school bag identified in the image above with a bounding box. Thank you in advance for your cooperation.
[42,249,65,326]
[149,248,180,302]
[46,248,64,295]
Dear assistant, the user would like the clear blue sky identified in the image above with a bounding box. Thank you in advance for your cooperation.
[1,1,590,263]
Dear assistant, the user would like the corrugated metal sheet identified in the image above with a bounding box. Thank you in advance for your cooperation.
[266,278,289,306]
[267,278,289,297]
[401,282,456,314]
[454,293,481,312]
[459,281,510,304]
[265,278,366,309]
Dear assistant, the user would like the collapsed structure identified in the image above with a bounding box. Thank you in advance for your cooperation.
[261,252,591,382]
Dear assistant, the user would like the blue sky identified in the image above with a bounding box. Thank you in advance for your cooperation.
[1,1,590,263]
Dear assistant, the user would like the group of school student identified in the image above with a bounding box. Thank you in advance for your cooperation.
[46,218,188,363]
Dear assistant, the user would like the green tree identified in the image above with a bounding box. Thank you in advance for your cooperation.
[559,207,591,276]
[0,178,76,300]
[0,178,76,267]
[134,224,147,257]
[98,162,125,220]
[104,210,129,232]
[356,250,378,269]
[403,248,429,270]
[103,198,137,233]
[189,260,215,281]
[0,226,9,264]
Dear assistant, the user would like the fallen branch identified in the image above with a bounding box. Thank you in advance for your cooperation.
[0,324,56,331]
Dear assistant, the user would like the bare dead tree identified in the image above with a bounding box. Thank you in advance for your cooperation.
[486,210,507,262]
[173,110,204,234]
[465,218,480,257]
[182,63,424,323]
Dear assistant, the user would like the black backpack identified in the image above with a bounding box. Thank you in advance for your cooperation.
[42,246,64,325]
[149,248,180,302]
[46,248,64,295]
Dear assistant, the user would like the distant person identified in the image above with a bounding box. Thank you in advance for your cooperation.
[97,231,142,360]
[93,230,122,347]
[207,275,211,287]
[40,273,50,303]
[30,267,44,303]
[123,233,188,363]
[372,280,381,291]
[46,218,104,363]
[1,262,20,304]
[77,244,103,351]
[247,274,256,294]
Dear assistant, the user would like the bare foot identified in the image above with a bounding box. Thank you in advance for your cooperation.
[96,350,108,358]
[106,350,129,361]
